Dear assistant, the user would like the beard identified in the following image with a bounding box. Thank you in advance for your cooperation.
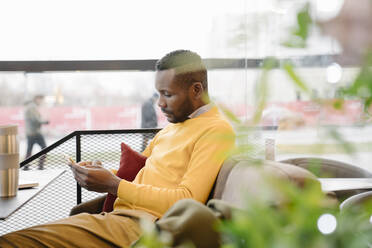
[162,97,194,123]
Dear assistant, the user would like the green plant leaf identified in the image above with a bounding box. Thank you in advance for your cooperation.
[218,104,242,125]
[282,2,312,48]
[283,62,310,94]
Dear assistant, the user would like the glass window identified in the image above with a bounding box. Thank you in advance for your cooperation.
[0,0,370,172]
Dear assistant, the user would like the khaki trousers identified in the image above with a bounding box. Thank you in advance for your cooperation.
[0,210,148,248]
[1,199,234,248]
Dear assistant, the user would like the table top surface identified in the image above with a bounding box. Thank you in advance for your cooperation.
[0,169,66,220]
[319,178,372,192]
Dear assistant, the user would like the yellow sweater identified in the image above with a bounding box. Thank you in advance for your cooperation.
[114,106,235,218]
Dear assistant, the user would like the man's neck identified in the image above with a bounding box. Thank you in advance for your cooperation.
[188,102,213,119]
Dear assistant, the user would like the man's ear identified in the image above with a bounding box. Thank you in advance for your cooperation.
[190,82,203,99]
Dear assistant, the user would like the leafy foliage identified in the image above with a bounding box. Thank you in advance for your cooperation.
[282,62,310,93]
[341,51,372,114]
[219,176,372,248]
[282,3,312,48]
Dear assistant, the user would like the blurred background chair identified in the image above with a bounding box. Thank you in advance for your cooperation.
[280,157,372,178]
[280,157,372,200]
[340,191,372,211]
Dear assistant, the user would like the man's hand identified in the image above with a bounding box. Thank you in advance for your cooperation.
[68,161,121,195]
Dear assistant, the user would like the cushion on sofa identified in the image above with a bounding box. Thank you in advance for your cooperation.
[212,158,320,208]
[102,142,147,212]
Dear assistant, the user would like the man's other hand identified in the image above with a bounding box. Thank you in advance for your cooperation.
[68,161,121,195]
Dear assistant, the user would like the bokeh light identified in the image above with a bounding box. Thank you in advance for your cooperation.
[326,63,343,83]
[314,0,344,21]
[317,213,337,235]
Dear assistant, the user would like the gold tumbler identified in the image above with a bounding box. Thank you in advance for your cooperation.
[0,125,19,197]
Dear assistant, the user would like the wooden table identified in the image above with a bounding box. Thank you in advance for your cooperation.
[319,178,372,192]
[0,169,66,220]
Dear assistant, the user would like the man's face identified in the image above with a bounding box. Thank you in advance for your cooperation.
[155,69,194,123]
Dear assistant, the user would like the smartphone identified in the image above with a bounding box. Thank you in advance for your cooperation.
[63,154,76,165]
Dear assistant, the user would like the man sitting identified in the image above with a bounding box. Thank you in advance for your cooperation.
[0,50,235,248]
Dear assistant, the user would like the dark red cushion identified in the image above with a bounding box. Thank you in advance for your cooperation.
[102,142,147,212]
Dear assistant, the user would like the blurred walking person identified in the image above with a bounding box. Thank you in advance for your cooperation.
[140,93,158,151]
[23,95,49,170]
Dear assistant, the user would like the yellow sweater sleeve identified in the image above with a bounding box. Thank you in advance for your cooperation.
[116,124,235,215]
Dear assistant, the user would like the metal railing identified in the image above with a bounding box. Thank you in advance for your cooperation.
[0,128,160,235]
